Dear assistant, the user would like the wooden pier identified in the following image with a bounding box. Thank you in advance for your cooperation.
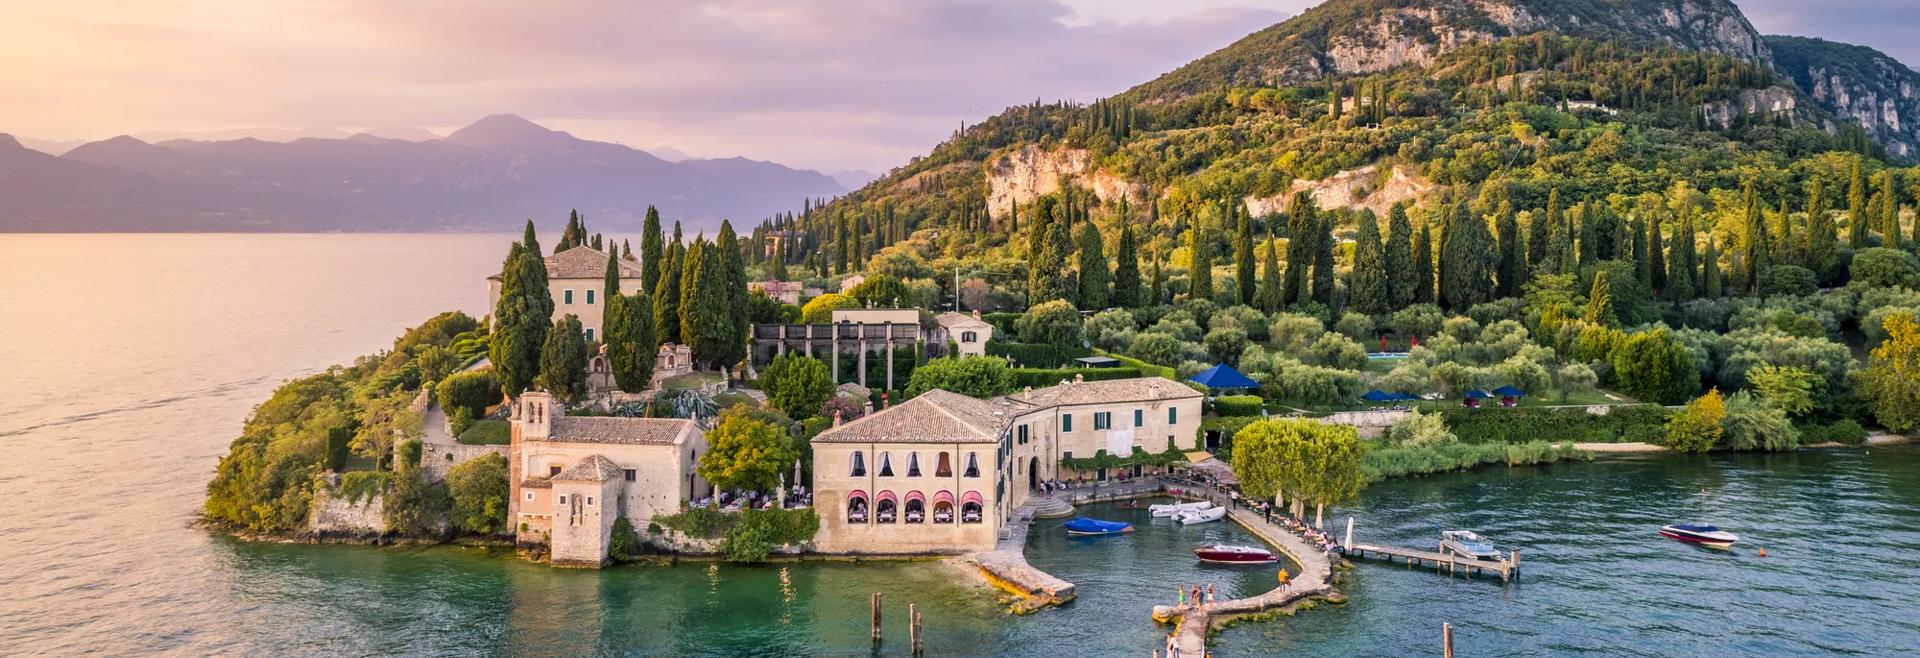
[1343,543,1519,581]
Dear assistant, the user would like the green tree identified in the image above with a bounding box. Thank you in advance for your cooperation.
[1879,170,1903,250]
[800,292,861,323]
[641,206,663,296]
[1257,237,1285,312]
[1350,209,1388,314]
[1667,208,1698,301]
[1647,212,1667,293]
[1234,206,1256,304]
[1856,312,1920,433]
[1493,202,1523,299]
[680,239,737,369]
[446,452,509,535]
[762,354,834,420]
[1026,195,1073,305]
[352,391,421,471]
[1228,418,1364,523]
[1739,185,1771,294]
[1282,193,1314,306]
[1611,328,1698,405]
[1385,202,1416,308]
[1583,269,1617,327]
[1187,222,1213,302]
[1413,220,1437,304]
[1665,388,1726,453]
[1311,214,1336,306]
[1848,158,1870,247]
[557,209,581,253]
[1720,391,1800,451]
[1528,191,1555,270]
[1077,222,1110,309]
[1017,300,1083,347]
[538,315,590,402]
[1439,201,1493,310]
[906,356,1014,398]
[1806,178,1840,281]
[717,220,751,367]
[696,407,795,494]
[489,224,553,397]
[609,290,657,393]
[1748,364,1818,416]
[384,471,451,539]
[653,235,685,343]
[1113,222,1143,308]
[1702,235,1723,298]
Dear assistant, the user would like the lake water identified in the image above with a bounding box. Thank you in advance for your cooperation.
[3,233,1917,657]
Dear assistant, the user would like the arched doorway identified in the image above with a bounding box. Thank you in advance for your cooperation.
[1027,457,1039,492]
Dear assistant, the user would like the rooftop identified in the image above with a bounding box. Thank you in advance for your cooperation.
[1004,376,1202,408]
[539,416,693,446]
[812,389,1010,444]
[552,454,623,482]
[933,311,991,329]
[487,245,645,281]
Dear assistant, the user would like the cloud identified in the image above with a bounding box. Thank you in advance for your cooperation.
[0,0,1287,172]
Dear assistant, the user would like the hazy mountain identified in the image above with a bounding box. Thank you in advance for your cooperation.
[830,169,879,189]
[1769,35,1920,159]
[0,114,844,232]
[647,145,693,162]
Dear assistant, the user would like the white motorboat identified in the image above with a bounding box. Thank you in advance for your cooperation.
[1150,501,1209,517]
[1660,523,1739,548]
[1176,505,1226,524]
[1439,530,1501,559]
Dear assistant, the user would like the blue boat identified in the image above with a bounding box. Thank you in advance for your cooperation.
[1063,516,1134,536]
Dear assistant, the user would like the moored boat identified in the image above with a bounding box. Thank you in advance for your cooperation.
[1660,523,1739,547]
[1064,516,1135,535]
[1176,505,1226,524]
[1439,529,1500,559]
[1149,501,1208,517]
[1193,544,1278,564]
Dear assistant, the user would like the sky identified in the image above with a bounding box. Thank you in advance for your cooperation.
[1,0,1913,174]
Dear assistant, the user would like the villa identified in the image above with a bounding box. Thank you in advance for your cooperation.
[930,310,994,357]
[486,245,647,342]
[508,391,711,567]
[809,375,1203,554]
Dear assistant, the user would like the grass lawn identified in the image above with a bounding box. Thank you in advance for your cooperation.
[661,371,723,390]
[457,419,511,445]
[714,391,760,410]
[1363,355,1405,375]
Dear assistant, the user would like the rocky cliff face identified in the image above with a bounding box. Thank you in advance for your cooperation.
[1770,36,1920,159]
[1243,165,1435,219]
[1700,86,1801,130]
[1127,0,1772,101]
[985,145,1142,219]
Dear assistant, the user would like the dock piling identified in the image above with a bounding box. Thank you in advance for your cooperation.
[1443,622,1455,658]
[871,592,881,643]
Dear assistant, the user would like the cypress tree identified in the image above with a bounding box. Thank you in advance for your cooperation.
[1384,202,1415,309]
[1648,214,1667,294]
[1740,184,1770,294]
[679,239,732,369]
[1556,200,1578,275]
[1667,208,1697,302]
[1806,178,1839,280]
[537,315,589,402]
[653,239,684,344]
[1188,221,1213,302]
[1113,222,1143,308]
[1257,236,1284,312]
[1076,222,1110,309]
[1703,235,1723,298]
[1350,209,1389,314]
[557,210,580,254]
[1630,215,1653,288]
[1439,201,1493,311]
[1877,171,1902,249]
[1234,205,1256,305]
[590,234,603,251]
[641,207,663,296]
[1026,196,1065,305]
[490,222,553,398]
[1529,189,1557,269]
[1772,199,1793,265]
[1150,249,1166,306]
[1413,221,1436,304]
[1584,270,1617,327]
[1848,159,1869,247]
[1282,193,1316,306]
[1493,201,1522,299]
[1311,214,1336,306]
[609,290,656,393]
[717,221,750,366]
[622,239,635,261]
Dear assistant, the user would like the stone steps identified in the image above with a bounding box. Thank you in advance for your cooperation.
[1029,497,1076,519]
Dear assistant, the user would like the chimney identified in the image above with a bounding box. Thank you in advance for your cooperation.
[972,309,982,320]
[833,410,844,427]
[1074,373,1085,384]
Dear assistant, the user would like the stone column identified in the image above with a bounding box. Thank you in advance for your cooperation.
[802,325,812,358]
[830,328,840,383]
[857,333,868,388]
[885,338,896,391]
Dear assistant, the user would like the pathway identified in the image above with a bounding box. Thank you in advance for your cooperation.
[967,478,1172,613]
[1152,492,1336,657]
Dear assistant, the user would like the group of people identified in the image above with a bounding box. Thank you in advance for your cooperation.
[1278,516,1343,556]
[693,488,812,511]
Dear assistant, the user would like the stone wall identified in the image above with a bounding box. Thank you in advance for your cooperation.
[309,489,386,538]
[421,443,509,482]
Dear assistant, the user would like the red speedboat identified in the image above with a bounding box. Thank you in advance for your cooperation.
[1193,544,1278,564]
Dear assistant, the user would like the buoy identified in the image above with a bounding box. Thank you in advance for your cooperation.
[1757,547,1767,558]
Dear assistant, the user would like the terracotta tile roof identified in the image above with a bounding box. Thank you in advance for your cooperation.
[520,478,553,489]
[812,389,1011,444]
[487,245,646,281]
[542,416,691,445]
[552,454,622,482]
[1003,376,1202,408]
[933,311,991,329]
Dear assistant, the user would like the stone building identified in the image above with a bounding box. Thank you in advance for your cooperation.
[750,308,924,390]
[930,310,994,357]
[508,391,710,567]
[807,375,1204,554]
[487,245,647,342]
[748,280,807,305]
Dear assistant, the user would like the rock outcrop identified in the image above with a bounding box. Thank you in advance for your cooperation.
[1243,165,1435,219]
[985,145,1142,220]
[1770,35,1920,159]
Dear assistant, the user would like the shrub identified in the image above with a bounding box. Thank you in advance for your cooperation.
[1008,367,1141,389]
[447,453,509,535]
[906,356,1014,398]
[1802,419,1869,445]
[383,471,450,539]
[1611,328,1699,405]
[1664,389,1726,453]
[1849,247,1920,289]
[1129,331,1202,367]
[761,353,834,420]
[1436,406,1671,444]
[457,419,511,445]
[1017,300,1084,346]
[1359,441,1590,482]
[609,517,646,561]
[397,439,423,472]
[986,341,1092,368]
[1214,395,1264,417]
[800,293,860,323]
[437,370,500,424]
[1760,265,1819,297]
[1385,410,1455,447]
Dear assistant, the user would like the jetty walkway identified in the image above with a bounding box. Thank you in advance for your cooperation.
[1151,492,1336,657]
[967,479,1166,612]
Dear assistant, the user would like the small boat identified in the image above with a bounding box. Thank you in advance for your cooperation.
[1193,544,1278,564]
[1063,516,1134,536]
[1176,505,1226,524]
[1150,501,1209,517]
[1660,523,1739,548]
[1438,530,1501,559]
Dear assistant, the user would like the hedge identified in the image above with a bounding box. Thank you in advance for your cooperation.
[982,312,1022,336]
[1095,349,1178,379]
[1059,442,1186,471]
[987,341,1092,369]
[1008,366,1140,389]
[457,419,511,445]
[1214,395,1264,417]
[1436,405,1670,445]
[1359,441,1592,482]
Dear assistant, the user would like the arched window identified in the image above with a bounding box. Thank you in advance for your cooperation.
[846,490,869,523]
[961,492,985,524]
[850,451,866,477]
[875,491,898,523]
[963,452,980,478]
[878,452,894,477]
[907,452,921,477]
[936,452,952,477]
[932,491,955,524]
[904,491,926,523]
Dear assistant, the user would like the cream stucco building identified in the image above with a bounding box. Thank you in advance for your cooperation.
[930,310,994,357]
[808,376,1203,554]
[487,245,648,343]
[508,391,710,567]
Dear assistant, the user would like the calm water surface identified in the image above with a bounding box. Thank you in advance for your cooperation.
[2,234,1917,657]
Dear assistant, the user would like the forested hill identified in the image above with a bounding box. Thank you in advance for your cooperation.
[745,0,1916,290]
[1769,35,1920,159]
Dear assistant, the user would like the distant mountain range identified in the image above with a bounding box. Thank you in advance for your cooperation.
[0,114,845,233]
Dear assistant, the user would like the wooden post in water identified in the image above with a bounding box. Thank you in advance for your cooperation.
[909,605,923,655]
[1442,622,1455,658]
[871,593,882,643]
[1344,516,1354,549]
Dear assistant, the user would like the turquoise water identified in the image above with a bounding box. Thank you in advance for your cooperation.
[5,234,1919,656]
